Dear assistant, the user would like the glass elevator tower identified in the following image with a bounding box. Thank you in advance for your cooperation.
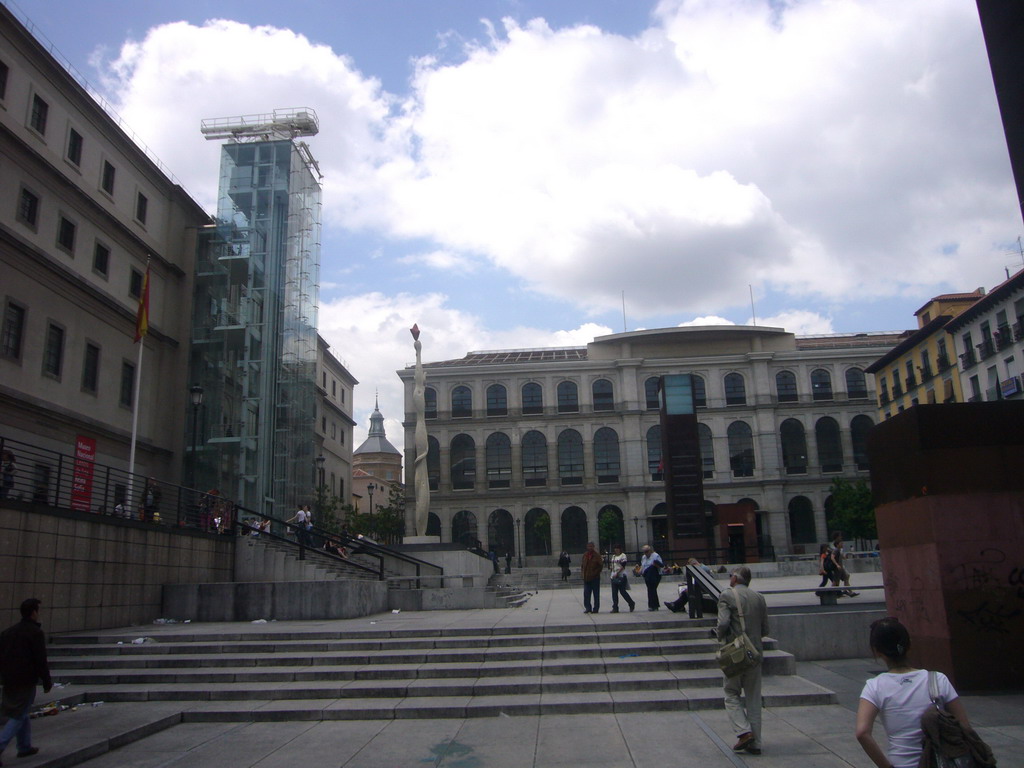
[187,109,322,516]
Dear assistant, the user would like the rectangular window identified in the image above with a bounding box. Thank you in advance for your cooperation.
[17,187,39,228]
[120,360,135,407]
[2,301,26,360]
[82,343,99,393]
[101,161,116,195]
[93,242,110,276]
[331,380,336,397]
[30,94,48,135]
[0,60,8,100]
[129,268,143,299]
[43,323,64,378]
[57,215,76,254]
[67,128,84,166]
[135,192,148,224]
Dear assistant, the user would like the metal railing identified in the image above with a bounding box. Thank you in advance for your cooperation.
[0,434,231,530]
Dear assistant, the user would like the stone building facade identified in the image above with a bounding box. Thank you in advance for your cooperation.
[398,326,901,562]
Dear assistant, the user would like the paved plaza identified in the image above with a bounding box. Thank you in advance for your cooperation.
[9,574,1024,768]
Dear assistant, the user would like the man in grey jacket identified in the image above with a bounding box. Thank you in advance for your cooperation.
[714,566,769,755]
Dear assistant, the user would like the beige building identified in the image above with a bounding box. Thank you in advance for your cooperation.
[315,334,356,503]
[0,6,209,490]
[398,326,902,561]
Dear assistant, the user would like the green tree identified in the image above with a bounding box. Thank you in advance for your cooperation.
[530,511,551,555]
[827,477,876,543]
[598,508,623,551]
[367,482,406,544]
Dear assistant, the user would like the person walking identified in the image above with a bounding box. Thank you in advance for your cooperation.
[0,598,53,762]
[286,505,310,547]
[714,566,769,755]
[557,550,571,581]
[830,533,859,597]
[639,544,664,611]
[856,617,989,768]
[608,545,635,613]
[581,542,603,614]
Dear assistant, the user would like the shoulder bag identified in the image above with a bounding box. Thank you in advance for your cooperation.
[921,671,997,768]
[715,587,762,678]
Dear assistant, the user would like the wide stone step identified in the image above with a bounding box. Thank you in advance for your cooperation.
[155,675,834,721]
[49,646,794,685]
[47,625,725,657]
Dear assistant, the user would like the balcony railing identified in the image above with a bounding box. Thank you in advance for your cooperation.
[977,339,996,360]
[905,374,917,389]
[919,365,933,382]
[995,327,1013,351]
[879,392,890,405]
[936,354,952,371]
[960,350,977,369]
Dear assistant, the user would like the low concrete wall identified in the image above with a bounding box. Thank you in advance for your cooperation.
[387,588,507,612]
[770,609,886,660]
[162,579,388,622]
[392,544,495,587]
[0,501,233,633]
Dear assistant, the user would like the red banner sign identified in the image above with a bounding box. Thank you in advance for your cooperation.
[71,435,96,512]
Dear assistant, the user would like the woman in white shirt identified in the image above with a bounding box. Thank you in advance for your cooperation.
[856,617,971,768]
[608,545,635,613]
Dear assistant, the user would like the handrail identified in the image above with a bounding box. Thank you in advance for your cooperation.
[307,522,444,589]
[685,563,723,619]
[234,509,384,580]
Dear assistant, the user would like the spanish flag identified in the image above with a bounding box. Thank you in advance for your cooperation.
[134,264,150,342]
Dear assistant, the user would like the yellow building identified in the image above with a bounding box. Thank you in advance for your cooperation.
[865,290,984,419]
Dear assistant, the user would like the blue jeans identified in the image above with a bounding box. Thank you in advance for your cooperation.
[0,686,36,755]
[583,579,601,612]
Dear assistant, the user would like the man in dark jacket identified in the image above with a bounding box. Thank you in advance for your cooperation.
[581,541,604,614]
[0,598,53,762]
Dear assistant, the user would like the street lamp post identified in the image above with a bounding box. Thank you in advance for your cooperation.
[366,482,376,535]
[189,384,204,490]
[515,518,522,568]
[632,515,640,555]
[315,453,326,517]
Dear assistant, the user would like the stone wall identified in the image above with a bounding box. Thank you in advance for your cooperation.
[0,501,233,633]
[162,580,388,621]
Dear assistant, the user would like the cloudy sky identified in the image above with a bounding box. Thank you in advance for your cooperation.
[15,0,1023,447]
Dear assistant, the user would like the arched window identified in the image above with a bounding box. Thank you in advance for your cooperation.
[811,369,833,401]
[788,496,816,544]
[524,508,551,556]
[698,422,715,478]
[424,387,437,419]
[452,510,478,548]
[851,414,873,470]
[449,434,476,489]
[776,371,798,402]
[487,509,514,555]
[846,367,868,400]
[727,421,755,477]
[486,384,507,416]
[452,386,472,418]
[557,381,579,413]
[485,432,512,488]
[427,436,440,491]
[598,505,625,550]
[725,372,746,406]
[779,419,808,475]
[645,377,660,410]
[426,512,441,538]
[816,416,843,472]
[560,506,588,553]
[557,429,584,485]
[522,382,543,415]
[593,427,620,484]
[692,374,707,408]
[592,379,614,411]
[646,425,662,480]
[521,430,548,487]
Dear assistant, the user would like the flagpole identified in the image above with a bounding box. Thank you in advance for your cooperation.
[127,259,150,505]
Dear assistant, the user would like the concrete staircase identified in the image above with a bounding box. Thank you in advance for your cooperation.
[47,617,835,721]
[238,535,381,582]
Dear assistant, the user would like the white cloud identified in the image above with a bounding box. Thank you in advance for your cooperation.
[752,310,835,336]
[679,316,735,327]
[397,249,479,271]
[98,3,1019,324]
